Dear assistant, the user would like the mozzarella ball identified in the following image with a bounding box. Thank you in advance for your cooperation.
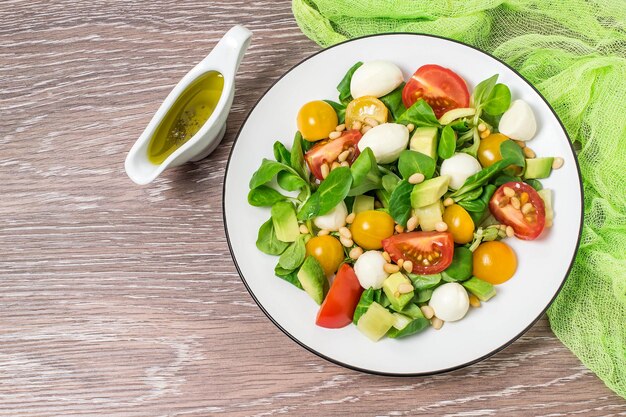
[357,123,409,164]
[354,250,389,289]
[498,99,537,141]
[440,153,482,190]
[350,61,404,99]
[429,282,470,322]
[313,201,347,231]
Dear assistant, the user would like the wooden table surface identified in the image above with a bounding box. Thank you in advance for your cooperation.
[1,1,624,415]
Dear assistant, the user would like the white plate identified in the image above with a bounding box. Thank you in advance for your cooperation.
[223,34,583,375]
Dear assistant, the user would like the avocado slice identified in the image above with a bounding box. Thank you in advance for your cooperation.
[524,157,553,179]
[352,194,375,214]
[410,127,438,159]
[413,200,443,231]
[356,302,396,341]
[462,277,496,301]
[538,189,554,227]
[271,201,300,242]
[382,272,414,311]
[410,176,450,208]
[438,107,476,125]
[297,256,329,305]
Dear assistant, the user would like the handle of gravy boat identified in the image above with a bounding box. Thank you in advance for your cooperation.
[199,25,253,75]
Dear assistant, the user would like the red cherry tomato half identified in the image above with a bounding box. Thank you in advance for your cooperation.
[305,129,362,180]
[402,64,470,118]
[382,231,454,274]
[316,263,364,329]
[489,182,546,240]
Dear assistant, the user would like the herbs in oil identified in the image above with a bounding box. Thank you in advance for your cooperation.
[147,71,224,164]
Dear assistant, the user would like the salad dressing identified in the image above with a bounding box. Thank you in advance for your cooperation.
[147,71,224,164]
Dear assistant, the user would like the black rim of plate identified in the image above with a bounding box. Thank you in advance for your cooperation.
[222,32,584,377]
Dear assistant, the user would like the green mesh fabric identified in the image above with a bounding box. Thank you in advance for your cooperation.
[292,0,626,398]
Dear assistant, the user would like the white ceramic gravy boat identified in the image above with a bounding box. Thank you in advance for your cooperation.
[125,25,252,185]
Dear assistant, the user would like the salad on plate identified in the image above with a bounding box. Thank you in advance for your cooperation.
[247,60,562,342]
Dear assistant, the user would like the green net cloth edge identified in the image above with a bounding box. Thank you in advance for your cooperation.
[292,0,626,398]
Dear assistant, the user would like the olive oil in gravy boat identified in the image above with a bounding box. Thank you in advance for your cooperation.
[125,25,252,185]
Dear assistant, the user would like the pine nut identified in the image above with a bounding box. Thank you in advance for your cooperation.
[403,260,413,273]
[340,161,349,167]
[406,216,419,232]
[382,251,391,262]
[523,147,536,158]
[398,283,414,294]
[511,196,521,210]
[408,173,425,184]
[498,196,510,207]
[552,157,564,169]
[337,150,351,162]
[340,236,353,247]
[431,317,444,330]
[477,123,486,132]
[349,246,363,260]
[397,258,404,268]
[469,294,481,308]
[520,191,529,205]
[480,129,491,139]
[506,225,515,237]
[421,305,434,319]
[395,224,405,234]
[320,163,329,179]
[335,124,346,132]
[331,161,341,170]
[407,123,415,132]
[435,221,448,232]
[521,202,534,215]
[328,130,342,140]
[345,213,356,224]
[339,226,352,239]
[384,263,400,274]
[299,224,309,234]
[443,197,454,207]
[352,121,362,130]
[503,186,515,197]
[361,125,372,134]
[514,140,526,148]
[364,117,379,127]
[318,229,329,236]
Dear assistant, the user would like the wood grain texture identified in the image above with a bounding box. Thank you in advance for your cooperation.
[0,1,624,415]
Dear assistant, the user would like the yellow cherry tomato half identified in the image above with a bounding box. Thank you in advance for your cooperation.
[297,100,338,142]
[350,210,395,250]
[344,96,388,128]
[305,235,344,277]
[472,241,517,285]
[443,204,475,244]
[477,133,509,168]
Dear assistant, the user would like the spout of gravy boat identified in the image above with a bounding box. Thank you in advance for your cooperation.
[125,25,252,185]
